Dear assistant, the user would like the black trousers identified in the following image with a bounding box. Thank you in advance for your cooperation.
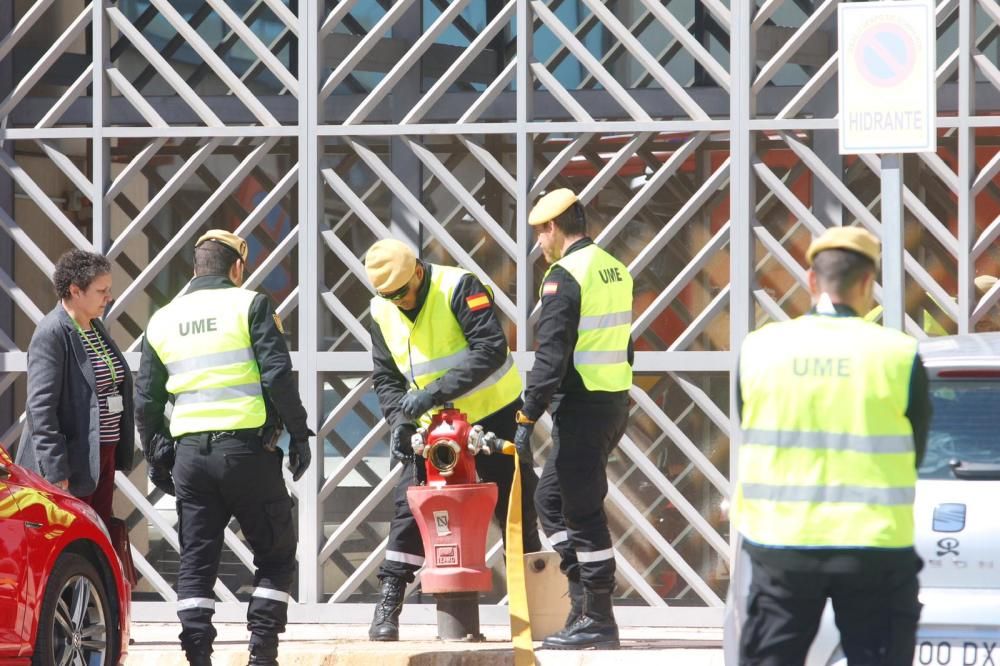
[740,554,923,666]
[378,400,542,582]
[173,432,297,657]
[534,397,628,590]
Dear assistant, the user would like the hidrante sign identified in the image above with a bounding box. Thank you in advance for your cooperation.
[839,0,936,154]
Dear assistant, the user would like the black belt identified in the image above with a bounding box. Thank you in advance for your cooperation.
[182,428,264,453]
[208,428,263,444]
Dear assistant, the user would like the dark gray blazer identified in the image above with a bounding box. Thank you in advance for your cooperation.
[16,304,136,496]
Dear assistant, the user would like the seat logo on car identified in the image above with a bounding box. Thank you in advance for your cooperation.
[932,503,966,532]
[936,537,960,557]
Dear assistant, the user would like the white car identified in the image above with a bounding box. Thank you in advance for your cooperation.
[726,333,1000,666]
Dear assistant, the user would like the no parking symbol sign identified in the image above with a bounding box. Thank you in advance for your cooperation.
[839,0,936,154]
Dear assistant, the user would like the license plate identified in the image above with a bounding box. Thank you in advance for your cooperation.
[914,639,1000,666]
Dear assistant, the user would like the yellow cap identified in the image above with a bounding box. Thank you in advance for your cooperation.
[529,188,578,226]
[195,229,248,262]
[364,239,417,293]
[975,275,998,294]
[806,227,881,266]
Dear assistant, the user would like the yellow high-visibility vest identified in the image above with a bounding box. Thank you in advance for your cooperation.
[734,314,918,549]
[371,265,522,426]
[865,303,950,336]
[544,244,633,392]
[146,287,266,437]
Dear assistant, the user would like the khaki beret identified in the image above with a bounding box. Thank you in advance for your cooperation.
[195,229,248,262]
[975,275,998,294]
[806,226,880,266]
[529,188,578,226]
[365,239,417,293]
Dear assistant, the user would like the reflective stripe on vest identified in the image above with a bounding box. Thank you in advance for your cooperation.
[734,314,918,550]
[740,483,916,505]
[146,287,266,437]
[544,244,632,392]
[740,429,914,454]
[371,265,522,426]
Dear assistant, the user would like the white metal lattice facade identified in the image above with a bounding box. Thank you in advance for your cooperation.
[0,0,997,625]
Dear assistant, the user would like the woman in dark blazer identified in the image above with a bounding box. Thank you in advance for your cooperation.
[16,249,135,525]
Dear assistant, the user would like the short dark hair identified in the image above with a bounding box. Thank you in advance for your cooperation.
[193,240,241,277]
[53,250,111,299]
[552,201,586,236]
[811,249,876,296]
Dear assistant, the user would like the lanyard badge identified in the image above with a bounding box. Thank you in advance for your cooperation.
[71,318,119,387]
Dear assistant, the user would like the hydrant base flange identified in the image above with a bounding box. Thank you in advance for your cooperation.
[435,591,484,641]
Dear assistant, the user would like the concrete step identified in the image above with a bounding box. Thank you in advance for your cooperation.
[125,623,724,666]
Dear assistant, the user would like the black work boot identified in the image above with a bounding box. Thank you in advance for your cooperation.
[248,643,278,666]
[542,586,619,650]
[546,578,585,642]
[186,651,212,666]
[369,576,406,641]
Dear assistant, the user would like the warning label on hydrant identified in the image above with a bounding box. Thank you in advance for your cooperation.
[433,510,451,536]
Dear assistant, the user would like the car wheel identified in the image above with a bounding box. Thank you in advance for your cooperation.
[32,552,115,666]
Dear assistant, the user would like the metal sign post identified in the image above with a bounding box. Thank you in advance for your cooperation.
[839,0,936,331]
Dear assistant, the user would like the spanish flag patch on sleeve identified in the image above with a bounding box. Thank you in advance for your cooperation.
[466,292,491,311]
[542,281,559,296]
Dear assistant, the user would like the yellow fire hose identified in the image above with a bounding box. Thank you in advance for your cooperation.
[499,439,536,666]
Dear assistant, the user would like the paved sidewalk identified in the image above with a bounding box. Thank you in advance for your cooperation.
[125,623,724,665]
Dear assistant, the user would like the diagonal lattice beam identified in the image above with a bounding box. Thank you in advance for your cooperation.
[0,4,90,119]
[606,481,723,606]
[36,64,92,129]
[638,0,730,92]
[36,141,93,203]
[629,385,732,496]
[108,139,223,260]
[532,1,651,122]
[146,0,279,125]
[753,0,837,95]
[106,139,169,204]
[578,0,708,120]
[107,139,278,322]
[669,286,729,351]
[0,0,55,63]
[107,6,222,126]
[406,139,517,260]
[856,154,959,257]
[595,134,708,250]
[320,0,414,100]
[402,0,516,124]
[0,150,91,251]
[319,466,402,562]
[629,159,730,277]
[633,222,730,337]
[106,67,169,127]
[202,0,298,94]
[346,0,474,124]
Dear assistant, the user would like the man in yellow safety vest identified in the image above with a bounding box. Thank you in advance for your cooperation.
[732,226,931,665]
[363,238,541,641]
[519,189,634,650]
[135,230,312,666]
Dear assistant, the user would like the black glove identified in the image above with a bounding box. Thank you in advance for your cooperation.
[149,462,175,496]
[287,432,313,482]
[399,389,436,420]
[391,423,418,463]
[513,423,534,463]
[147,434,176,496]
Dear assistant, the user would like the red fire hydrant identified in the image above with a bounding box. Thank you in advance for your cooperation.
[406,407,498,640]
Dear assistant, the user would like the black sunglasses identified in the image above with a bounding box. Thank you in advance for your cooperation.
[378,283,410,302]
